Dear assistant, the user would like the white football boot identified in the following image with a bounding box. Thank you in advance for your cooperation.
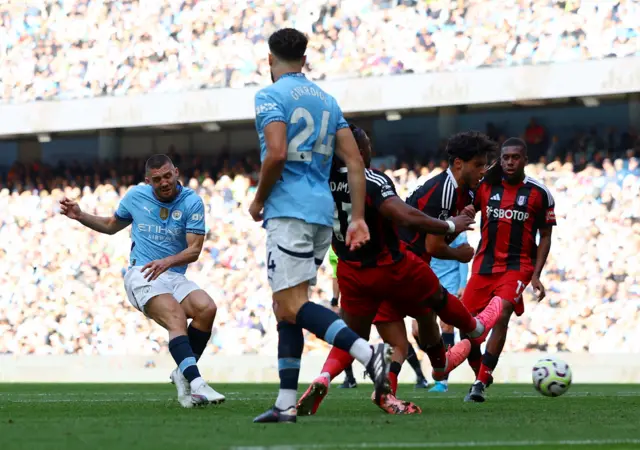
[190,378,226,406]
[170,368,193,408]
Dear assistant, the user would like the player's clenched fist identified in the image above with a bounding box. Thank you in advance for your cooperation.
[345,218,370,251]
[455,243,475,263]
[60,197,82,220]
[248,200,264,222]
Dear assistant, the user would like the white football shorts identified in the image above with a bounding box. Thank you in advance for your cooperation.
[123,266,200,315]
[265,217,332,293]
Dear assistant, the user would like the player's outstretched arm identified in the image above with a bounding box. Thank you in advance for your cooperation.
[250,122,287,221]
[60,197,130,235]
[378,196,473,235]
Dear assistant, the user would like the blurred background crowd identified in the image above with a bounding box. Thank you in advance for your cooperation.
[1,0,639,103]
[1,149,639,357]
[1,0,639,361]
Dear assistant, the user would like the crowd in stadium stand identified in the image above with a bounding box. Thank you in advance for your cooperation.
[1,0,639,103]
[1,147,639,357]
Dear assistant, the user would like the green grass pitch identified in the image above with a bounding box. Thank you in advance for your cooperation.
[1,383,639,450]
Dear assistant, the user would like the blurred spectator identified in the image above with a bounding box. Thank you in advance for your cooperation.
[1,148,638,356]
[524,118,547,162]
[1,0,639,104]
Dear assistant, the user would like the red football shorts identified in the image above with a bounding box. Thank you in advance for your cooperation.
[338,251,439,320]
[372,298,432,324]
[461,271,533,317]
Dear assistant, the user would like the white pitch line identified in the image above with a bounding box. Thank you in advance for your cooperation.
[230,439,640,450]
[3,391,640,403]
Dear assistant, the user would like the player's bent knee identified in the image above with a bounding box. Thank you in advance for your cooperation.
[273,283,309,323]
[272,297,302,323]
[427,286,447,310]
[199,299,217,320]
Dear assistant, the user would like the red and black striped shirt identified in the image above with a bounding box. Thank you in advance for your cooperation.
[472,176,557,275]
[331,167,404,268]
[400,168,473,263]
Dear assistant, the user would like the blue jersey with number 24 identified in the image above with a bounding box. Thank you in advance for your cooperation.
[254,72,349,227]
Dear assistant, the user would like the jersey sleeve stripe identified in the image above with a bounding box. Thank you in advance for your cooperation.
[186,228,205,235]
[114,213,132,223]
[365,170,384,186]
[366,170,388,186]
[261,117,286,128]
[442,178,455,210]
[526,177,554,206]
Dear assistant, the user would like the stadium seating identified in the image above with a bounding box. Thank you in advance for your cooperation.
[1,154,638,356]
[1,0,638,103]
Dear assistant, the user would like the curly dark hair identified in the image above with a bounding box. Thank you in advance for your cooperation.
[268,28,308,62]
[446,131,498,166]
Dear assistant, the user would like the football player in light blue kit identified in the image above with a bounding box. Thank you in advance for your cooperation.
[427,231,470,392]
[60,154,225,407]
[249,28,391,423]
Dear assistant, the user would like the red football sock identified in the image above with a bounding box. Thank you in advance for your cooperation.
[433,293,476,334]
[425,339,447,371]
[477,363,493,385]
[477,352,499,385]
[388,372,398,395]
[321,347,355,380]
[388,361,402,395]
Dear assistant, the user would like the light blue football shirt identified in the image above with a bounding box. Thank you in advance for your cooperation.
[254,72,349,227]
[430,232,470,295]
[114,184,205,274]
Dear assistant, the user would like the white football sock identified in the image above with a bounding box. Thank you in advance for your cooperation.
[467,319,484,339]
[320,372,331,382]
[349,339,372,366]
[275,389,297,410]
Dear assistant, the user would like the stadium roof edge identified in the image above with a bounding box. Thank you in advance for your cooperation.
[0,57,638,137]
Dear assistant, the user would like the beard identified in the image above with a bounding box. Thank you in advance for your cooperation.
[270,69,275,83]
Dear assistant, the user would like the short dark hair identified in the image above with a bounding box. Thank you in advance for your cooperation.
[268,28,308,62]
[446,131,498,165]
[484,136,528,184]
[145,154,173,173]
[501,137,528,154]
[349,123,366,142]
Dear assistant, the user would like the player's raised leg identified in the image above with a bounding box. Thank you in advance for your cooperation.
[425,284,502,347]
[413,310,471,385]
[144,294,224,406]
